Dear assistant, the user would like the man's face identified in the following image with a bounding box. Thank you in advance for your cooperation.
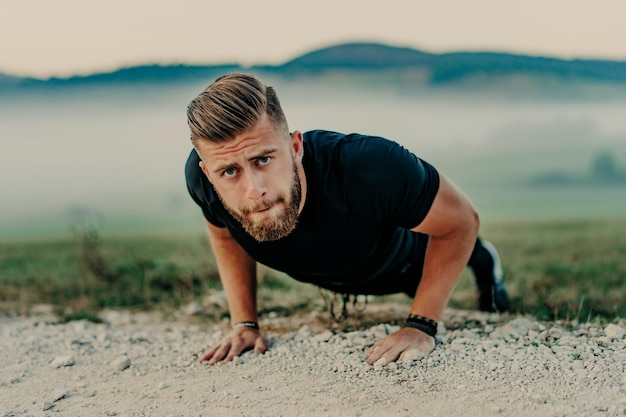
[197,114,305,242]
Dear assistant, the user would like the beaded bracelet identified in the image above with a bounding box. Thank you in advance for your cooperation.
[232,321,259,330]
[403,314,438,338]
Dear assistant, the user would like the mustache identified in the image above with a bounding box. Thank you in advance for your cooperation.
[241,196,286,215]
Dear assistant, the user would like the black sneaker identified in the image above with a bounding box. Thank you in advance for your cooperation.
[477,241,510,313]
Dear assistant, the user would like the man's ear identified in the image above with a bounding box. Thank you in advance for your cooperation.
[199,160,211,180]
[290,131,304,162]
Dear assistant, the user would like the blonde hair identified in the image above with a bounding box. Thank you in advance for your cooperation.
[187,73,289,146]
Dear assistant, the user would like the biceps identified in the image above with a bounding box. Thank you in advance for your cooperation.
[411,174,479,238]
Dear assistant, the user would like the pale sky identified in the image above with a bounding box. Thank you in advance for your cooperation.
[2,0,625,78]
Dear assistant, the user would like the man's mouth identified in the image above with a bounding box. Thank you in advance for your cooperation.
[242,197,286,218]
[245,203,275,217]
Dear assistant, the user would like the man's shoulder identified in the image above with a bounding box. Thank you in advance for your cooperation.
[306,130,410,167]
[303,130,399,160]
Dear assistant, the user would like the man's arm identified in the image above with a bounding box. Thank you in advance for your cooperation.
[365,173,479,365]
[199,220,267,365]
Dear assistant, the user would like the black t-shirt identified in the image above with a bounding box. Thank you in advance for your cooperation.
[185,130,440,289]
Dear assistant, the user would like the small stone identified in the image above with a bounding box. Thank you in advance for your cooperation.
[313,330,334,342]
[605,324,625,339]
[203,291,227,307]
[184,301,204,316]
[549,327,564,339]
[52,389,68,402]
[50,355,75,368]
[97,332,111,343]
[110,356,131,371]
[499,348,515,359]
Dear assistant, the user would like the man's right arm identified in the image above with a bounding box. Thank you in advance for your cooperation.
[198,220,267,365]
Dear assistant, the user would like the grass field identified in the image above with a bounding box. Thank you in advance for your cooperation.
[1,218,625,324]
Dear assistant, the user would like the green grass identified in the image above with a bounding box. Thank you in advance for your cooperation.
[1,218,625,323]
[0,229,222,317]
[450,218,626,321]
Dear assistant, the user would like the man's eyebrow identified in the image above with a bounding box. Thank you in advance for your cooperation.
[249,147,278,159]
[212,162,235,174]
[211,147,279,174]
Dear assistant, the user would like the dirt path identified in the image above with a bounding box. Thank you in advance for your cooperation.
[1,307,625,417]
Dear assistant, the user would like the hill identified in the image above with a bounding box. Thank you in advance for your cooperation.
[272,42,626,83]
[1,42,626,90]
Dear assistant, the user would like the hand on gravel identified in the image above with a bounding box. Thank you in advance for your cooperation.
[199,327,267,365]
[365,327,435,366]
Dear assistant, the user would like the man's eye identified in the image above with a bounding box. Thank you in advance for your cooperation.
[258,156,271,165]
[223,168,237,177]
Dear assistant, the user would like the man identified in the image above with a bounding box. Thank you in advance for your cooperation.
[185,73,509,366]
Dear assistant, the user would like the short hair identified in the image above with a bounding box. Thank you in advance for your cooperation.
[187,73,289,146]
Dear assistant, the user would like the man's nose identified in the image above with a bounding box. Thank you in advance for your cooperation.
[243,171,267,201]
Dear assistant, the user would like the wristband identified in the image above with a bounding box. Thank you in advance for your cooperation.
[403,315,437,338]
[232,321,259,330]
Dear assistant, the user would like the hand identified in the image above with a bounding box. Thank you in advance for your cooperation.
[365,327,435,366]
[199,327,267,365]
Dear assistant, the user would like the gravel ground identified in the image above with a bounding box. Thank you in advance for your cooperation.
[1,306,625,417]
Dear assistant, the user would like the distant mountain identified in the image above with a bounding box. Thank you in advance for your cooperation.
[275,42,434,69]
[273,43,626,83]
[4,64,241,90]
[2,42,626,91]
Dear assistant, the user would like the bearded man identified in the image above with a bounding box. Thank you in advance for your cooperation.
[185,73,509,366]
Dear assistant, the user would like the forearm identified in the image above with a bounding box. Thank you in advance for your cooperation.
[366,173,478,365]
[409,174,480,322]
[207,222,258,324]
[215,244,258,323]
[410,227,477,321]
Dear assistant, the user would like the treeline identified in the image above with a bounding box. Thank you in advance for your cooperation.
[2,42,626,91]
[530,152,626,186]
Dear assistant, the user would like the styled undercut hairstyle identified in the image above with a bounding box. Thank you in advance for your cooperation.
[187,73,289,147]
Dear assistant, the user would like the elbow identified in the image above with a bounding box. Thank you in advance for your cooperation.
[468,204,480,240]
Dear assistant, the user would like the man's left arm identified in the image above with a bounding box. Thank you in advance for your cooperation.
[365,173,479,365]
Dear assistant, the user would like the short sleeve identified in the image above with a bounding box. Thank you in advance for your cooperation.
[341,136,440,229]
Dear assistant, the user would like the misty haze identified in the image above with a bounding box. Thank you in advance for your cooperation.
[1,77,626,240]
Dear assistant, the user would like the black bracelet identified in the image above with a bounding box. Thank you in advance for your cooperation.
[232,321,259,330]
[403,315,438,337]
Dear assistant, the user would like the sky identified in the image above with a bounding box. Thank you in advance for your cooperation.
[1,0,625,78]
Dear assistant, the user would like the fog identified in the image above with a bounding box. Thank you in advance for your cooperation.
[1,78,625,240]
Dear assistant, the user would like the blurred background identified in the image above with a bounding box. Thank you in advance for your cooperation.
[1,0,625,240]
[1,0,625,320]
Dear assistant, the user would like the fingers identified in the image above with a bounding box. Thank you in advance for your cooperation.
[253,335,267,354]
[365,327,436,366]
[365,343,402,366]
[199,329,266,366]
[199,345,219,363]
[200,340,235,365]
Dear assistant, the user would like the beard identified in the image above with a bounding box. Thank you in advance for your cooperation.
[218,164,302,242]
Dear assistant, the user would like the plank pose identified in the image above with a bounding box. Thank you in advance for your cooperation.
[185,73,509,366]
